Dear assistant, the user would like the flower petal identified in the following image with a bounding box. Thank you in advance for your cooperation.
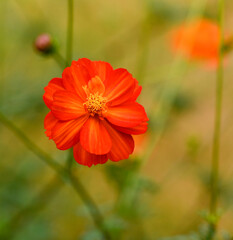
[87,76,105,95]
[130,80,142,102]
[172,19,220,60]
[62,66,88,101]
[52,115,89,150]
[72,58,96,77]
[72,59,113,82]
[91,61,113,83]
[51,90,86,121]
[43,78,65,109]
[62,58,97,101]
[104,68,135,106]
[73,143,108,167]
[104,102,148,128]
[103,121,134,162]
[112,121,148,135]
[80,117,112,155]
[44,112,58,139]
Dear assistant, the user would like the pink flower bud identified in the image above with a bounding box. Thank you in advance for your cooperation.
[34,33,54,54]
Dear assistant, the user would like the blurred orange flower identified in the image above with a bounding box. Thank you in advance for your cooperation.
[134,133,149,156]
[43,58,148,167]
[172,19,224,61]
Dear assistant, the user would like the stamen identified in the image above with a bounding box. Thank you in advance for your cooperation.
[83,92,107,116]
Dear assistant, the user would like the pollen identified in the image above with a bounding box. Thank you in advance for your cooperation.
[83,93,107,116]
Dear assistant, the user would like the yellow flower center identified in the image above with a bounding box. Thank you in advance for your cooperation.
[84,93,107,116]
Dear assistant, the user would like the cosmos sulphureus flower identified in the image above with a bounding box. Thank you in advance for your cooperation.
[172,19,225,61]
[43,58,148,167]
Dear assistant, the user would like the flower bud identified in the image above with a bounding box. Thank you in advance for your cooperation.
[34,33,55,55]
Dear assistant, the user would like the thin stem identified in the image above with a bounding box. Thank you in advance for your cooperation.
[53,52,69,69]
[61,1,111,237]
[66,148,74,172]
[69,174,111,239]
[206,224,216,240]
[66,0,74,66]
[141,0,208,166]
[119,0,208,212]
[209,0,224,232]
[0,112,111,240]
[0,113,64,174]
[135,11,152,84]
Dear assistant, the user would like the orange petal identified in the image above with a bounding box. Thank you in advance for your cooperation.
[103,121,134,162]
[87,76,105,95]
[51,90,86,121]
[62,66,87,101]
[172,19,220,60]
[80,117,112,155]
[72,58,96,77]
[130,80,142,102]
[113,121,148,135]
[73,143,108,167]
[91,61,113,83]
[62,59,95,101]
[43,78,64,109]
[104,102,148,128]
[104,68,135,106]
[72,59,113,83]
[44,112,58,139]
[52,115,89,150]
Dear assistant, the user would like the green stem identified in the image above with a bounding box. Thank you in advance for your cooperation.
[206,224,216,240]
[66,0,74,66]
[0,112,111,240]
[209,0,224,232]
[0,113,64,174]
[69,174,110,237]
[53,52,69,69]
[140,0,208,166]
[65,0,74,171]
[66,148,74,172]
[135,11,151,83]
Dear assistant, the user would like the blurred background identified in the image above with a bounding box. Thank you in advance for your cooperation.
[0,0,233,239]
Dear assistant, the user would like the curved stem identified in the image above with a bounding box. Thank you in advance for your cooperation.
[62,1,111,237]
[69,174,111,239]
[0,113,64,173]
[66,148,74,172]
[66,0,74,66]
[53,52,69,69]
[209,0,224,233]
[0,112,111,240]
[135,10,151,84]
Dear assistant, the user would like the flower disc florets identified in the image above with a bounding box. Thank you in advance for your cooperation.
[84,93,107,116]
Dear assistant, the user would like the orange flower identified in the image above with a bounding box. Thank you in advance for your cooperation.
[172,19,222,61]
[43,58,148,167]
